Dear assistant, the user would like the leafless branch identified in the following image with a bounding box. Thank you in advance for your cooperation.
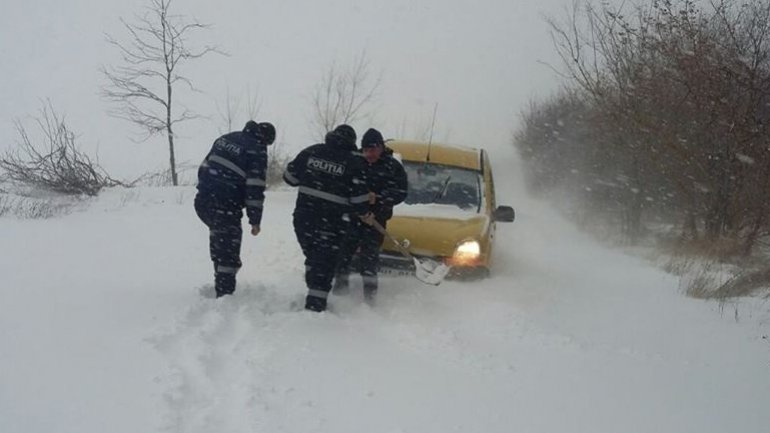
[0,100,124,196]
[310,50,382,139]
[523,0,770,253]
[101,0,224,185]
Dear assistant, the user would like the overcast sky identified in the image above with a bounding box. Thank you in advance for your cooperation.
[1,0,571,179]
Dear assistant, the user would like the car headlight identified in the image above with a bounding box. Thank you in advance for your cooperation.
[453,240,481,263]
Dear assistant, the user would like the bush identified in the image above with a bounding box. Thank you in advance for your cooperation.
[0,101,122,196]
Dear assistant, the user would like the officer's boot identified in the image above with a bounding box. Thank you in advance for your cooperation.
[214,265,238,298]
[305,290,329,312]
[332,272,350,295]
[362,272,378,307]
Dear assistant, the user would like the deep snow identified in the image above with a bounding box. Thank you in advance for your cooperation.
[1,160,769,433]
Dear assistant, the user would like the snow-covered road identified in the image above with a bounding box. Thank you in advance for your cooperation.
[1,159,768,433]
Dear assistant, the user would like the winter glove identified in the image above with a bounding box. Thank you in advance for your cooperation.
[251,225,260,236]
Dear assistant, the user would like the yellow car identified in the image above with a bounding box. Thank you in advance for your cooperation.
[380,140,515,279]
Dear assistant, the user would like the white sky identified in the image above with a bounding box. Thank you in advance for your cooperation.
[1,0,570,179]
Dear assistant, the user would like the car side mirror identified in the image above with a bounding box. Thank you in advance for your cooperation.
[493,205,515,222]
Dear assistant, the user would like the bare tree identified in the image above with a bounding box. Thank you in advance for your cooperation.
[216,86,262,134]
[101,0,223,186]
[211,86,287,189]
[310,51,382,138]
[529,0,770,253]
[0,100,121,196]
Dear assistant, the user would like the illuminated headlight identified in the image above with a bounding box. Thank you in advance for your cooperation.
[453,240,481,262]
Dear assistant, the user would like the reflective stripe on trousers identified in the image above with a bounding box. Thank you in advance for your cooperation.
[308,289,329,299]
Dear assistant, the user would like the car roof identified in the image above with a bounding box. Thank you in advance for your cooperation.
[385,140,482,171]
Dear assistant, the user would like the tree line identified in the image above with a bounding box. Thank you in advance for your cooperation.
[516,0,770,256]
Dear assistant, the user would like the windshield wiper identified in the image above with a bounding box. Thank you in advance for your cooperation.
[432,176,452,203]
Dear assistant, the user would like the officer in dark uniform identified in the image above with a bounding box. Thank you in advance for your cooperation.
[283,124,371,312]
[195,120,276,298]
[333,128,408,304]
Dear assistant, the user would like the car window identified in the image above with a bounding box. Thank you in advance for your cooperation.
[403,162,482,210]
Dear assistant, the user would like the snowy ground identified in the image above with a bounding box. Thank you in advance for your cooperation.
[1,161,769,433]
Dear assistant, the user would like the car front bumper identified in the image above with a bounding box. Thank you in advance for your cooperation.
[377,252,489,280]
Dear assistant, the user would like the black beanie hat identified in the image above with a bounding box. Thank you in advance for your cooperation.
[244,121,276,145]
[361,128,384,148]
[243,120,259,133]
[326,124,357,148]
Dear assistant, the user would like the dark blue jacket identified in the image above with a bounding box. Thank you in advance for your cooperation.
[362,147,408,221]
[283,137,369,218]
[196,130,268,226]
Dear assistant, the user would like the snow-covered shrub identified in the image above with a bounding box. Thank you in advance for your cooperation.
[0,101,122,196]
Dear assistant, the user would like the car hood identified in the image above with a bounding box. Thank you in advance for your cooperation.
[384,204,489,257]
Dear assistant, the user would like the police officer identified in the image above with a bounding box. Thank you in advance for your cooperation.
[283,124,371,312]
[195,120,276,298]
[333,128,408,305]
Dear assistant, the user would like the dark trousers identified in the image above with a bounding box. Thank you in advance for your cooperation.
[335,217,386,299]
[293,211,350,311]
[195,194,243,296]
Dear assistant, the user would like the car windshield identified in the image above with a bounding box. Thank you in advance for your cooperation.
[402,161,482,211]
